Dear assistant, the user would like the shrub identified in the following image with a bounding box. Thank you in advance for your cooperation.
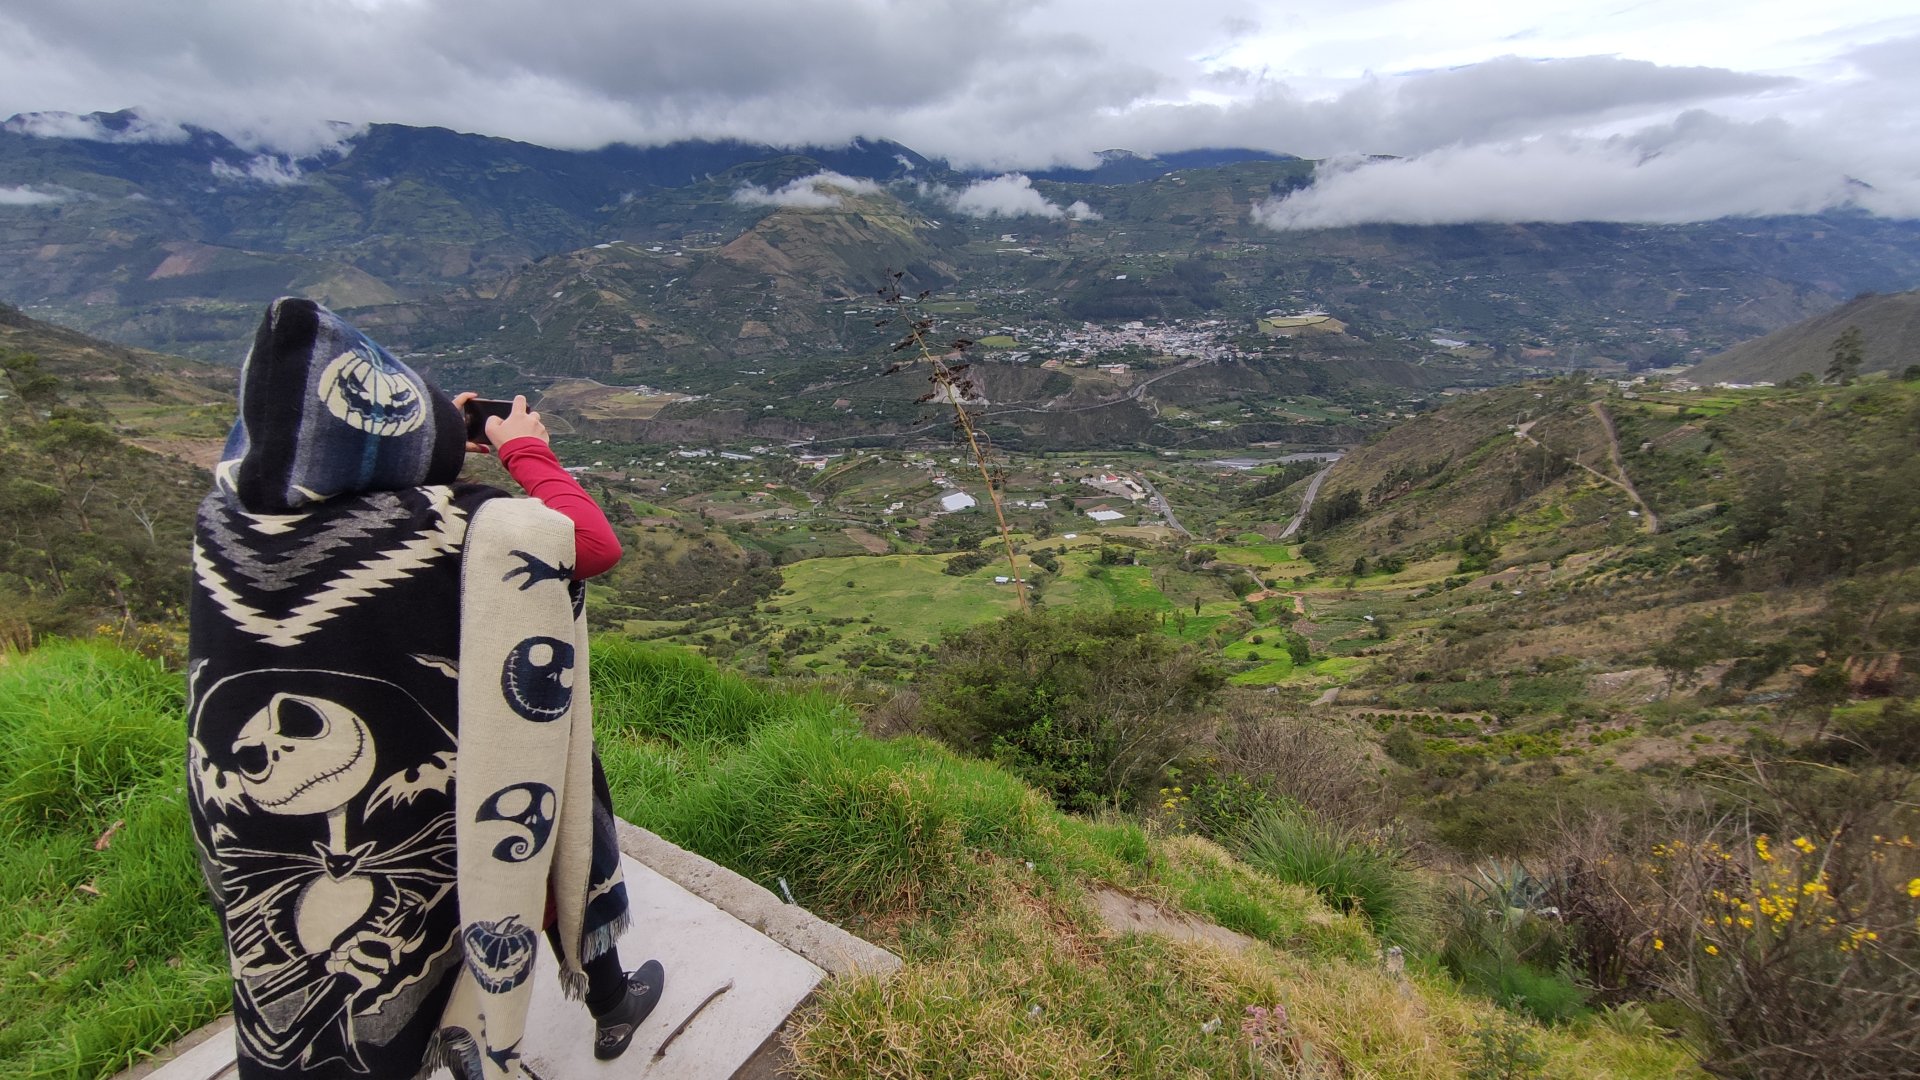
[918,609,1223,813]
[1440,863,1591,1024]
[1232,806,1432,948]
[1641,764,1920,1077]
[1212,702,1391,828]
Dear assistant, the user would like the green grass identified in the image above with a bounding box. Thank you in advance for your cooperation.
[1213,542,1297,567]
[762,553,1024,655]
[1,639,1698,1080]
[0,642,229,1080]
[1099,566,1175,612]
[1232,809,1433,949]
[1229,659,1299,685]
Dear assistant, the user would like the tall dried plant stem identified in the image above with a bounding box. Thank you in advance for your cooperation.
[945,370,1028,611]
[884,280,1027,611]
[910,342,1026,611]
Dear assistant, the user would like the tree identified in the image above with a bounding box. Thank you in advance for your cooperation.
[0,350,63,416]
[1825,326,1864,386]
[1652,612,1747,696]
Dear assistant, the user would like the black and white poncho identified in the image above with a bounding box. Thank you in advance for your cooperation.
[187,298,628,1079]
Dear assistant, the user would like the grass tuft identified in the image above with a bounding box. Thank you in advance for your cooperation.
[1232,807,1435,950]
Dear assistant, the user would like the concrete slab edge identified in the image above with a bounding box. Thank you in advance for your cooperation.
[108,1015,234,1080]
[613,819,902,980]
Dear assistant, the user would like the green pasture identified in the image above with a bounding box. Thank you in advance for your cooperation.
[766,553,1025,642]
[1227,541,1297,564]
[1097,565,1176,612]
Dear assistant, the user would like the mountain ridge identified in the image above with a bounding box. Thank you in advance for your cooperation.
[1688,287,1920,384]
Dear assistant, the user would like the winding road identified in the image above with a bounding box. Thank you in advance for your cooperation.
[1137,475,1191,537]
[1278,461,1339,540]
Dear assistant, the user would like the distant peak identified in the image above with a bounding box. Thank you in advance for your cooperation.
[3,108,192,145]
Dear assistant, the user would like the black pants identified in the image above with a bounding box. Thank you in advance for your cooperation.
[546,926,626,1015]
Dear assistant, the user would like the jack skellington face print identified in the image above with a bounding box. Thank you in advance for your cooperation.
[191,668,459,1073]
[500,636,574,722]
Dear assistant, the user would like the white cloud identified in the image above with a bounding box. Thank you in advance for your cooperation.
[210,155,305,186]
[1066,200,1102,221]
[731,171,883,208]
[935,174,1065,219]
[0,184,71,205]
[1,108,189,143]
[1252,109,1920,228]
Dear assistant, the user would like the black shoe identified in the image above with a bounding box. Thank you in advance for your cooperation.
[592,960,665,1061]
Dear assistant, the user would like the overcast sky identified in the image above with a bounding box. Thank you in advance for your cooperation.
[3,0,1917,226]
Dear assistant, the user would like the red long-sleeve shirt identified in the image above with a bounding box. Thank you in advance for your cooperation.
[497,437,623,579]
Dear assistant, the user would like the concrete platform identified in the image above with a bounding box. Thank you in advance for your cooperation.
[124,823,899,1080]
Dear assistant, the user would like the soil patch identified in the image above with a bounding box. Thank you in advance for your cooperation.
[1091,887,1258,955]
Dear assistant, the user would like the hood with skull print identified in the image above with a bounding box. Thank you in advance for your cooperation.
[219,298,468,513]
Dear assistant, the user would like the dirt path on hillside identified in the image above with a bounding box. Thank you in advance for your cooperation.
[1589,401,1658,533]
[1511,404,1658,534]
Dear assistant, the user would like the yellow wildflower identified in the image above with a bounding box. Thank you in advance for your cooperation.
[1704,944,1720,955]
[1792,836,1816,854]
[1907,878,1920,899]
[1653,938,1665,951]
[1755,836,1773,862]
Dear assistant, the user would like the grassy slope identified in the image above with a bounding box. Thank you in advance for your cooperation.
[1688,287,1920,384]
[1,639,1693,1078]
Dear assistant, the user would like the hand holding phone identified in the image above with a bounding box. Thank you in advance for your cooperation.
[462,397,515,444]
[465,394,548,451]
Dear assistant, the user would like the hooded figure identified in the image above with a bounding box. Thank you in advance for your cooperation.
[187,298,639,1079]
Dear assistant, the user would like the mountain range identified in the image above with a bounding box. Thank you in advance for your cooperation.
[5,109,1920,448]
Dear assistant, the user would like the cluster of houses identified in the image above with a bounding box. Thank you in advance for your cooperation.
[1017,319,1255,363]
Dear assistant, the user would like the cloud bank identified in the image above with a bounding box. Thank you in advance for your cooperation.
[209,154,305,186]
[0,1,1914,225]
[3,109,188,144]
[916,175,1103,220]
[731,171,883,209]
[0,184,70,205]
[1254,109,1920,229]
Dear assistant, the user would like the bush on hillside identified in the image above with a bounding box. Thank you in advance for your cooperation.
[1233,806,1432,949]
[1209,700,1391,830]
[1642,763,1920,1077]
[1439,863,1592,1024]
[917,609,1223,813]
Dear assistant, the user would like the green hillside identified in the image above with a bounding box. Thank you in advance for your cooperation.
[3,302,1918,1075]
[1688,288,1920,384]
[0,305,226,641]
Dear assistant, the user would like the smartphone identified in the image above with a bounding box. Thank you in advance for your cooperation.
[463,397,516,442]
